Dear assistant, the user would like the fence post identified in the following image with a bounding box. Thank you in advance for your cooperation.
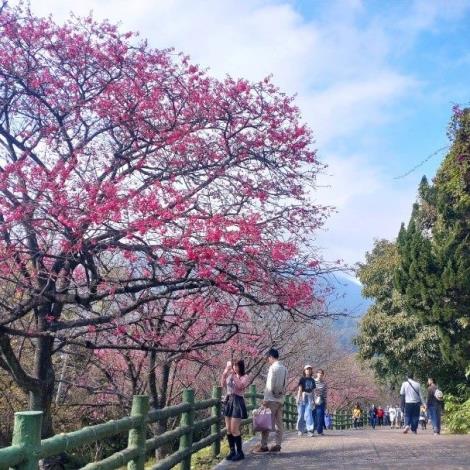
[283,395,289,429]
[12,411,42,470]
[249,384,257,434]
[179,389,194,470]
[128,395,149,470]
[211,386,222,458]
[289,396,295,429]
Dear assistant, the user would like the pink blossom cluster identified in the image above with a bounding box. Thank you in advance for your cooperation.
[0,5,329,365]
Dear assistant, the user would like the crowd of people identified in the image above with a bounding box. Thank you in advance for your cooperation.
[220,351,444,462]
[352,374,444,435]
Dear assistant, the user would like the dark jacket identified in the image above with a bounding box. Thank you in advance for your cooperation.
[426,384,442,408]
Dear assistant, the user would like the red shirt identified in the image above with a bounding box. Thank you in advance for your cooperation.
[376,408,384,418]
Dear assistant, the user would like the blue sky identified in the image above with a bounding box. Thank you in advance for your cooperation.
[27,0,470,266]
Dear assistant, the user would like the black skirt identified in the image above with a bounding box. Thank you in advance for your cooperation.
[223,394,248,419]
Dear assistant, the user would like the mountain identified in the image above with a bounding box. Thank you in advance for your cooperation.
[321,273,372,349]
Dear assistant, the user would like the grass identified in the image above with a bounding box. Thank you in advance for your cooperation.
[141,425,254,470]
[190,440,230,470]
[140,440,229,470]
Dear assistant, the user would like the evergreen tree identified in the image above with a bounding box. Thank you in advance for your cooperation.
[355,240,444,388]
[395,108,470,382]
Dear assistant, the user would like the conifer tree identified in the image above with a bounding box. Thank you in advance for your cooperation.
[395,108,470,376]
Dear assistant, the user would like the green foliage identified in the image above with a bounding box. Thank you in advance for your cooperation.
[394,107,470,392]
[443,396,470,434]
[354,239,444,388]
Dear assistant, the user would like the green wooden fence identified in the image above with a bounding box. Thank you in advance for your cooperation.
[0,385,298,470]
[332,410,367,429]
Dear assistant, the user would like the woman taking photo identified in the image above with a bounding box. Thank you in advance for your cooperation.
[221,359,249,461]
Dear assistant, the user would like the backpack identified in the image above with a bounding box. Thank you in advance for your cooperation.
[434,388,444,401]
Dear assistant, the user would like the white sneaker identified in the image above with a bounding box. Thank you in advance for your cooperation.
[403,425,410,434]
[307,432,314,437]
[297,431,303,437]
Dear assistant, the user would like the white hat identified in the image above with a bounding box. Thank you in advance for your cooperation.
[304,364,313,370]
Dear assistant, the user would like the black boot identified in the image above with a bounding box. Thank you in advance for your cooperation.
[225,434,236,460]
[232,435,244,461]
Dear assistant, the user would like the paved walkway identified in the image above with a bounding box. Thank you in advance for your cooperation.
[215,428,470,470]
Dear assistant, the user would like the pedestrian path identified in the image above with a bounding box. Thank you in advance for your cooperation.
[215,428,470,470]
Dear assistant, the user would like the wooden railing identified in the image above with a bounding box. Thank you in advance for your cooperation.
[0,385,298,470]
[332,410,368,429]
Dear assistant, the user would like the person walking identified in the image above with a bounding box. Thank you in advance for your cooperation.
[427,377,443,435]
[384,408,390,426]
[296,365,316,437]
[395,406,405,429]
[400,372,425,434]
[419,405,427,430]
[396,406,403,428]
[252,348,288,453]
[352,403,362,429]
[221,359,249,461]
[325,409,333,430]
[376,406,384,426]
[388,405,397,429]
[313,369,328,435]
[368,405,377,429]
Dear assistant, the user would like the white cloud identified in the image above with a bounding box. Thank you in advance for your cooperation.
[301,74,418,146]
[315,154,381,208]
[314,152,416,264]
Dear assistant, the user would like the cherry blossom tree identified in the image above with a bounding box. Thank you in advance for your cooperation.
[0,3,330,436]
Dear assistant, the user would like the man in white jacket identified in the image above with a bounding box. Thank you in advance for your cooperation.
[400,372,426,434]
[252,348,288,453]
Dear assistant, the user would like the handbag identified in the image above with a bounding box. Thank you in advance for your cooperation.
[252,406,273,432]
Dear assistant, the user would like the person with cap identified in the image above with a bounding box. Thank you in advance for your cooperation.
[296,364,316,436]
[252,348,288,453]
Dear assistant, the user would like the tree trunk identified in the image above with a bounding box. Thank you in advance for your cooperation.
[32,318,56,438]
[149,352,172,459]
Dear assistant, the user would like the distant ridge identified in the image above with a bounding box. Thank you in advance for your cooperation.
[322,272,371,349]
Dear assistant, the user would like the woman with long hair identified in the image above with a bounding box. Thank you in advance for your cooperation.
[221,359,249,461]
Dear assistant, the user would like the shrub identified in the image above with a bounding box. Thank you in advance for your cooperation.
[443,395,470,434]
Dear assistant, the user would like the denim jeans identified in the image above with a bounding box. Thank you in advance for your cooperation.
[428,405,441,434]
[296,394,314,432]
[313,402,325,434]
[404,402,420,432]
[369,416,376,428]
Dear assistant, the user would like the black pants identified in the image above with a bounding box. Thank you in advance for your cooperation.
[404,403,420,432]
